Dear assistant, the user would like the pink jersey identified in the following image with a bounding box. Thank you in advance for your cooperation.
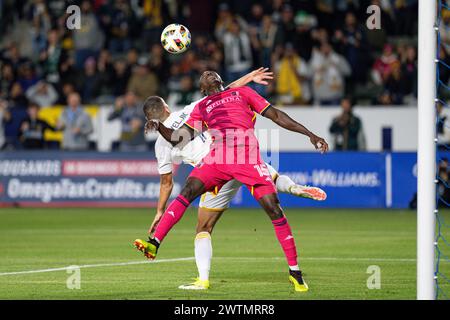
[185,86,270,133]
[185,86,271,165]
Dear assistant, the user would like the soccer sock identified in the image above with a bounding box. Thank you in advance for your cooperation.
[272,216,299,269]
[275,175,296,194]
[153,195,190,243]
[195,232,212,281]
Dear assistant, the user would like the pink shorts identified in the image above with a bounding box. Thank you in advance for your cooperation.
[189,162,276,200]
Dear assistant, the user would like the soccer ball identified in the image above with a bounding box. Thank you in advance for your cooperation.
[160,23,191,54]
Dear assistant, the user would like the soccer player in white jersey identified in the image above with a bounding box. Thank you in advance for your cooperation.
[144,68,326,290]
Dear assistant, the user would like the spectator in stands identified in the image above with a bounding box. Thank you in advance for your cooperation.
[8,82,28,109]
[329,97,365,151]
[215,3,247,41]
[0,98,11,149]
[108,92,147,151]
[401,46,418,98]
[127,58,159,101]
[108,0,135,53]
[148,43,169,84]
[248,3,264,27]
[310,42,351,105]
[79,57,102,103]
[382,64,408,105]
[277,4,296,45]
[111,58,131,96]
[274,43,311,105]
[126,47,139,67]
[19,103,56,149]
[73,0,104,68]
[57,82,76,105]
[1,42,28,73]
[167,64,183,93]
[223,19,253,81]
[17,62,38,92]
[57,92,93,151]
[95,49,115,99]
[371,44,400,86]
[39,29,68,85]
[29,0,52,57]
[0,63,15,99]
[293,11,317,61]
[141,0,169,50]
[332,12,368,86]
[167,76,202,107]
[393,0,417,36]
[258,15,279,67]
[25,80,58,107]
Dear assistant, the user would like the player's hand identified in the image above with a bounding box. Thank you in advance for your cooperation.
[144,119,159,135]
[251,67,273,86]
[310,134,329,154]
[148,211,163,235]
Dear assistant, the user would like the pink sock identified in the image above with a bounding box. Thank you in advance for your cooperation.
[153,195,190,243]
[272,216,298,267]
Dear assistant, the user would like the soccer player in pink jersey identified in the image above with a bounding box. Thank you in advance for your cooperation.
[134,71,328,292]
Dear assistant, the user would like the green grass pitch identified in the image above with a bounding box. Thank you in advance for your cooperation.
[0,207,448,300]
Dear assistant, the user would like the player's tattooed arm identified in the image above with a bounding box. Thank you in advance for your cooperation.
[146,120,196,148]
[227,67,274,88]
[263,107,329,153]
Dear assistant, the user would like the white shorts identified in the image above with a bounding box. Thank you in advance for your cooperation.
[198,163,279,211]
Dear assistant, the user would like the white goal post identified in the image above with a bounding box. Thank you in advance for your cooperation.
[417,0,437,300]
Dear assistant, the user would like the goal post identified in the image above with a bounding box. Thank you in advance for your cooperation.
[417,0,437,300]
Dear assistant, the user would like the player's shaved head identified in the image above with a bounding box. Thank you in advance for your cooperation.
[199,71,224,96]
[143,96,168,121]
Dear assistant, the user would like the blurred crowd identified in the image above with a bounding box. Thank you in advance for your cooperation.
[0,0,419,151]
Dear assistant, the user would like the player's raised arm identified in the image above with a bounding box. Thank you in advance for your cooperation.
[226,67,274,88]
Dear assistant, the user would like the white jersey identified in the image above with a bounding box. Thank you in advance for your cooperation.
[155,99,212,174]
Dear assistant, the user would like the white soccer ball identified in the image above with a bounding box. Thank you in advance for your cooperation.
[160,23,191,54]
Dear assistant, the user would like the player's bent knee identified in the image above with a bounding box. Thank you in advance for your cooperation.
[181,178,206,202]
[196,223,214,234]
[267,207,284,220]
[267,203,284,220]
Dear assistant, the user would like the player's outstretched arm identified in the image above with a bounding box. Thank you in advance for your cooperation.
[227,67,273,88]
[263,107,329,153]
[146,120,196,148]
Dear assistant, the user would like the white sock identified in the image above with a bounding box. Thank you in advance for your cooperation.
[195,232,212,281]
[276,175,296,194]
[289,265,300,271]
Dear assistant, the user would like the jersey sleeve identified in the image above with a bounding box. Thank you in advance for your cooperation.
[240,86,271,115]
[184,102,204,131]
[155,137,173,175]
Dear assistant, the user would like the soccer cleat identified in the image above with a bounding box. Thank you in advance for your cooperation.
[289,185,327,201]
[133,238,159,260]
[178,278,210,290]
[289,270,309,292]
